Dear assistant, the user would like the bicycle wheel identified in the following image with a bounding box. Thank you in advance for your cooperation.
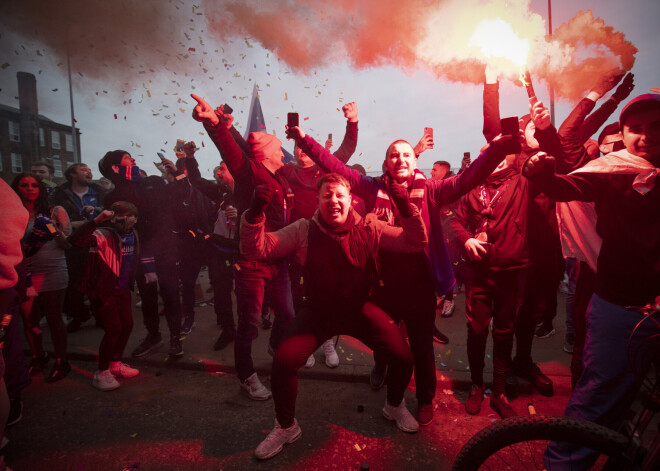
[452,415,630,471]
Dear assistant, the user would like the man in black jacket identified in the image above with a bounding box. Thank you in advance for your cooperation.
[98,151,188,358]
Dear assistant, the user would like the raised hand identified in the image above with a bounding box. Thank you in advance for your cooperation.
[343,102,358,123]
[530,99,551,131]
[191,94,220,126]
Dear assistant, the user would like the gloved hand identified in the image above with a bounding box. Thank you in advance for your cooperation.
[523,151,556,178]
[388,181,414,218]
[246,185,273,223]
[612,73,635,103]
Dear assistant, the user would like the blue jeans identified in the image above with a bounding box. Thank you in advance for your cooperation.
[544,293,658,470]
[234,259,294,381]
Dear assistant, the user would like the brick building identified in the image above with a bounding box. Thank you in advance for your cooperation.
[0,72,81,184]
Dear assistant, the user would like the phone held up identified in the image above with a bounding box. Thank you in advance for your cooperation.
[287,112,299,128]
[500,116,519,136]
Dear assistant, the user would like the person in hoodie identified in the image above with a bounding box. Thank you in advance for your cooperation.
[241,172,427,460]
[98,151,188,359]
[68,201,148,391]
[524,93,660,470]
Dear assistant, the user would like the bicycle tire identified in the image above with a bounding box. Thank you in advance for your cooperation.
[452,415,630,471]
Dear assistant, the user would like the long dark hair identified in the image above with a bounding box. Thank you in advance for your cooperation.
[11,173,50,215]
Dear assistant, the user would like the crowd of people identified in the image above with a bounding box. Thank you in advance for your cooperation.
[0,66,658,468]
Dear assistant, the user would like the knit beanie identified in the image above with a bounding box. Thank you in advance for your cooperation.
[99,150,129,180]
[247,132,281,162]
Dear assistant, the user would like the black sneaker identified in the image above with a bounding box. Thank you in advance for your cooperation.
[370,362,387,390]
[490,393,517,419]
[513,359,554,397]
[432,327,449,344]
[168,339,184,357]
[131,334,163,357]
[28,352,49,376]
[6,398,22,427]
[534,323,556,339]
[47,360,71,383]
[213,330,235,351]
[465,384,484,415]
[181,316,194,336]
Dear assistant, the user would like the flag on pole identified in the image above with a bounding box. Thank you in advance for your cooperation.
[244,84,294,163]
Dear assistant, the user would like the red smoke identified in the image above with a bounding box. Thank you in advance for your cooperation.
[202,1,637,101]
[539,10,637,101]
[0,1,638,103]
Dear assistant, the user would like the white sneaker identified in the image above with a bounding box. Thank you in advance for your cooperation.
[240,372,272,400]
[322,339,339,368]
[93,369,120,391]
[304,354,315,368]
[441,299,455,318]
[109,361,139,378]
[254,418,302,460]
[382,399,419,433]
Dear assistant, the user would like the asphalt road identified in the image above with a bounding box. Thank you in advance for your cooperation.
[4,272,574,470]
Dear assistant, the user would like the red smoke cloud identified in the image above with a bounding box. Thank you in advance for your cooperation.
[0,0,638,103]
[203,0,637,101]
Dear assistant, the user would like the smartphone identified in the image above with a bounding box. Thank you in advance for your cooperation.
[328,133,332,140]
[223,103,233,114]
[500,116,519,136]
[175,139,185,153]
[157,152,166,160]
[287,112,299,128]
[46,223,57,234]
[424,127,433,139]
[463,152,471,161]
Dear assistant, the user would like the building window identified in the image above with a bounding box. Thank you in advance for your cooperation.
[53,158,63,177]
[11,153,23,173]
[9,122,20,142]
[51,130,61,149]
[39,128,45,147]
[65,133,74,152]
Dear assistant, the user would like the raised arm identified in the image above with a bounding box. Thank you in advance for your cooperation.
[483,67,501,142]
[192,94,251,182]
[332,102,359,164]
[523,152,598,202]
[580,73,634,142]
[289,126,379,208]
[425,133,515,207]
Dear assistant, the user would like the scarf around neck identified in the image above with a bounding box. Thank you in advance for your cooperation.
[316,207,370,267]
[571,149,658,195]
[111,164,143,183]
[372,169,426,226]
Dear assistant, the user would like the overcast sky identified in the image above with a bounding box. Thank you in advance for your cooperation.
[1,0,658,178]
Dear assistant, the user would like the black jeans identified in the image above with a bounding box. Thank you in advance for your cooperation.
[136,246,181,342]
[465,267,526,394]
[371,276,437,406]
[208,249,236,332]
[272,302,414,428]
